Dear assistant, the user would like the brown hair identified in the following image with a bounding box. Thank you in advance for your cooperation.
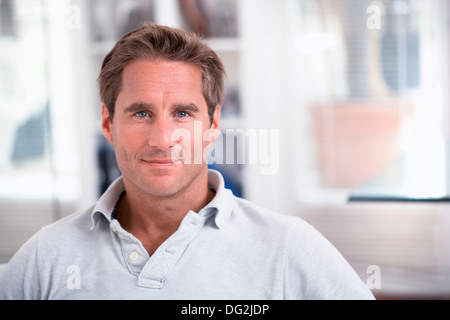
[98,23,226,123]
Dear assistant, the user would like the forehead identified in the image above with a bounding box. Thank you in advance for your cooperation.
[120,59,203,97]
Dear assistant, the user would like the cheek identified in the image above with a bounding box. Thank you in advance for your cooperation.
[171,124,211,164]
[111,126,144,158]
[172,122,204,148]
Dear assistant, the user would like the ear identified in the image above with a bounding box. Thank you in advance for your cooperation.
[207,105,221,143]
[210,105,221,133]
[101,104,114,144]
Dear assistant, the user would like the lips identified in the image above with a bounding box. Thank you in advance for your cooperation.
[145,159,174,164]
[141,158,182,167]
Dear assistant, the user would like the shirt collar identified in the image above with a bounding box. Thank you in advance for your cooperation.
[90,177,126,229]
[90,169,234,230]
[202,169,234,229]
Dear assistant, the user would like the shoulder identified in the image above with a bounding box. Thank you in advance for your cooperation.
[231,196,347,259]
[0,205,96,299]
[231,196,315,234]
[231,196,374,300]
[4,204,96,260]
[45,205,95,232]
[229,196,328,255]
[10,204,96,258]
[35,205,97,246]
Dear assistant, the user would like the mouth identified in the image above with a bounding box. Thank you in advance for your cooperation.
[142,159,182,168]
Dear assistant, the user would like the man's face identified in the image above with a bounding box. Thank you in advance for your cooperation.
[102,59,220,198]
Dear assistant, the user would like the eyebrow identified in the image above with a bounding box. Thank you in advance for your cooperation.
[123,102,200,114]
[171,103,200,113]
[123,102,155,114]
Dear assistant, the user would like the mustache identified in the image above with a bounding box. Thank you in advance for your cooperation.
[138,147,184,161]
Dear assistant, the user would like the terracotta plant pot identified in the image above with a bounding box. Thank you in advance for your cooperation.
[310,99,415,188]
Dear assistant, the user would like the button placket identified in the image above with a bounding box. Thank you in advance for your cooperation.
[138,212,206,289]
[110,220,148,274]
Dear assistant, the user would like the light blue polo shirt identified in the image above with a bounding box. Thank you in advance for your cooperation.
[0,170,374,300]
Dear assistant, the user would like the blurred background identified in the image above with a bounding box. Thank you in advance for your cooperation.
[1,0,449,299]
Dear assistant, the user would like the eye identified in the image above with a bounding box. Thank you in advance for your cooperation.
[135,111,148,119]
[176,111,189,118]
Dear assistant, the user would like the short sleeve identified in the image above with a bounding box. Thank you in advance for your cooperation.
[0,231,43,300]
[282,218,375,300]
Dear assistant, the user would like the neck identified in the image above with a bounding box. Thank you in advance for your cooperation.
[115,170,215,255]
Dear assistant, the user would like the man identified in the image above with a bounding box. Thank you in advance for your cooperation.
[0,23,374,300]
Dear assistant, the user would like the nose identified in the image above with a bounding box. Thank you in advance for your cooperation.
[148,117,177,151]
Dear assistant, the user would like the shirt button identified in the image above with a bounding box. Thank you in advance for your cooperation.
[165,248,176,255]
[129,251,140,261]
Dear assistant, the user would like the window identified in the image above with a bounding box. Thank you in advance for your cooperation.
[291,0,450,203]
[0,0,81,262]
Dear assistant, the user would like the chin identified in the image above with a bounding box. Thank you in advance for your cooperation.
[139,176,182,197]
[122,163,206,198]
